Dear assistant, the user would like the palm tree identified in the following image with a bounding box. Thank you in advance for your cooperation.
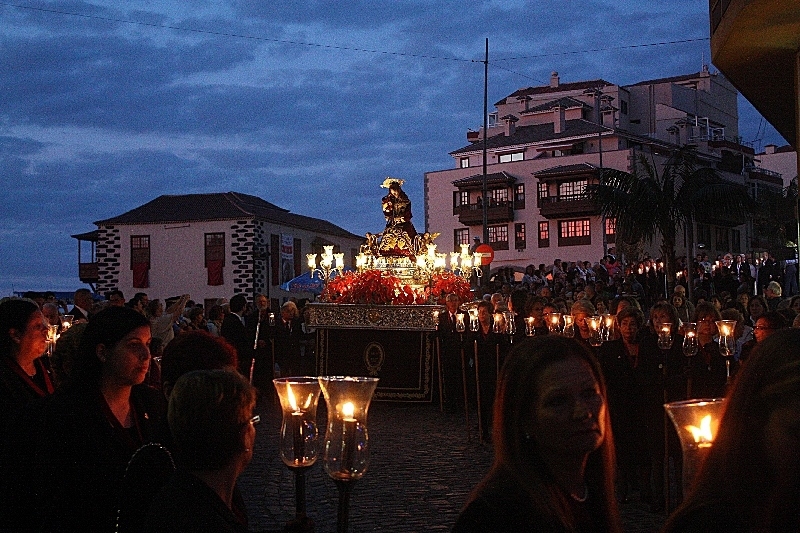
[587,146,754,299]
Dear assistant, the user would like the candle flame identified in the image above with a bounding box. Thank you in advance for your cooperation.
[342,402,355,418]
[686,415,714,445]
[287,383,298,411]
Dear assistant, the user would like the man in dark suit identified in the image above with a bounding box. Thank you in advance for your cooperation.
[246,293,274,389]
[221,294,253,379]
[438,293,467,411]
[272,301,303,378]
[67,288,94,322]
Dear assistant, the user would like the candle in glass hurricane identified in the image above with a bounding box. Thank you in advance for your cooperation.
[664,398,726,496]
[273,378,321,468]
[46,324,59,357]
[585,315,603,347]
[716,320,737,384]
[525,317,535,337]
[504,311,516,337]
[318,376,379,480]
[682,323,699,398]
[657,322,674,350]
[319,376,379,533]
[562,314,574,338]
[61,315,73,330]
[455,313,466,333]
[492,313,504,334]
[273,377,322,530]
[469,309,479,332]
[601,313,614,342]
[547,312,562,334]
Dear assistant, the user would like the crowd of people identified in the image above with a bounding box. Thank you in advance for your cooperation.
[1,246,798,531]
[0,286,317,532]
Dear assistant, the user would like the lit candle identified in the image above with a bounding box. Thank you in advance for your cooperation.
[450,252,459,269]
[525,316,535,336]
[341,402,357,474]
[307,253,317,270]
[287,384,305,463]
[62,315,73,330]
[685,414,715,448]
[455,313,465,333]
[334,253,344,269]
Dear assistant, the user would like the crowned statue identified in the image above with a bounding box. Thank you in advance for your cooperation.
[378,178,418,256]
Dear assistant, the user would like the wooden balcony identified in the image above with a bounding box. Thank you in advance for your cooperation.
[537,195,600,219]
[454,202,515,226]
[78,262,99,283]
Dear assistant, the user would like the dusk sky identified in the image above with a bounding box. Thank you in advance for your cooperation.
[0,0,788,295]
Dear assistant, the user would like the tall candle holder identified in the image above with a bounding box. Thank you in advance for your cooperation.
[682,323,699,399]
[716,320,736,385]
[664,398,726,496]
[273,377,322,531]
[503,311,516,342]
[657,322,674,350]
[318,376,379,533]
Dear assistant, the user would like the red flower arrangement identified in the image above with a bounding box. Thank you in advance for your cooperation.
[321,270,473,305]
[429,272,472,304]
[322,270,427,305]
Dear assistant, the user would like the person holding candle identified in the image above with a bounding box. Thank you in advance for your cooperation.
[470,300,508,442]
[438,292,467,411]
[691,303,731,399]
[598,307,658,505]
[663,328,800,532]
[143,369,256,533]
[570,298,597,347]
[453,335,621,533]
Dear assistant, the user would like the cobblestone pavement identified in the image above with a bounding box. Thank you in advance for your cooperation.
[239,399,667,532]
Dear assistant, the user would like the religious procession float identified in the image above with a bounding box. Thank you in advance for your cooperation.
[305,178,485,401]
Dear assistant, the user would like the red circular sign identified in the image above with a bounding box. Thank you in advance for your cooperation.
[474,244,494,265]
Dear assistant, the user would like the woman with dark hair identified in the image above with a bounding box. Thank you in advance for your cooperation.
[160,330,238,398]
[663,329,800,532]
[692,303,730,398]
[144,370,256,532]
[0,298,52,436]
[5,306,168,531]
[746,295,767,327]
[453,335,621,532]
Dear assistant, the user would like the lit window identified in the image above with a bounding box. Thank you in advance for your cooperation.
[489,189,509,204]
[538,182,549,199]
[488,225,509,250]
[558,219,591,246]
[460,157,470,168]
[454,228,470,249]
[515,223,526,250]
[558,180,587,200]
[538,221,550,248]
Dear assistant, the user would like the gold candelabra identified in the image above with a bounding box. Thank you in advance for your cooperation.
[307,245,344,285]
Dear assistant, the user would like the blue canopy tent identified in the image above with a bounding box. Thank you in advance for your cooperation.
[279,269,352,295]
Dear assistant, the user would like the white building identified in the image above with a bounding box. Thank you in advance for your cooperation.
[425,69,764,270]
[72,192,363,307]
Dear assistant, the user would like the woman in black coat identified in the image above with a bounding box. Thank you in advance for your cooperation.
[4,306,168,532]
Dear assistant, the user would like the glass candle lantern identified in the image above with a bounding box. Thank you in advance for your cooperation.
[585,315,603,347]
[716,319,737,383]
[318,376,380,481]
[273,377,322,468]
[664,398,726,495]
[547,312,562,334]
[682,323,699,358]
[492,313,505,334]
[562,314,575,338]
[601,313,614,342]
[61,315,74,330]
[455,313,465,333]
[525,317,535,336]
[657,322,674,350]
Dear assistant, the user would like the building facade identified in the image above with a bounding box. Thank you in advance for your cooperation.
[72,192,363,307]
[425,69,764,271]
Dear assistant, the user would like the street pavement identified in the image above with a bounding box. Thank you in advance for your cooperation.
[240,398,667,532]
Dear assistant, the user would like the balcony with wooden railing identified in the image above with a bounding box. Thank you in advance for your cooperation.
[537,194,600,219]
[454,201,515,226]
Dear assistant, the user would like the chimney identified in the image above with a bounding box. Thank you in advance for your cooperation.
[502,114,518,137]
[550,71,560,88]
[553,105,565,134]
